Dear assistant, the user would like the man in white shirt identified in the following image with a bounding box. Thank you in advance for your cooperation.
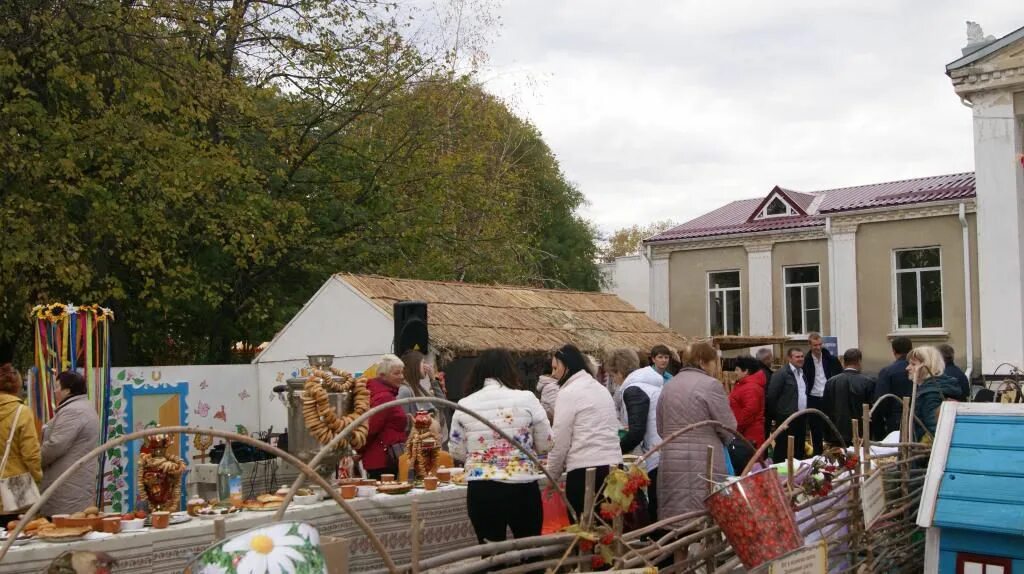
[801,333,842,455]
[766,348,810,463]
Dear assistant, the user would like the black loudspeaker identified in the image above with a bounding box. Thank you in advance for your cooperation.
[394,301,429,356]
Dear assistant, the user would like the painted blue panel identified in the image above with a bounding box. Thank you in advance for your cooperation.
[939,528,1024,559]
[939,550,956,574]
[939,472,1024,505]
[946,446,1024,477]
[934,499,1024,535]
[956,415,1024,425]
[952,419,1024,451]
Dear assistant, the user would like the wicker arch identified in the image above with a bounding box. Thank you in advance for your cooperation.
[0,427,400,574]
[739,408,847,476]
[276,396,579,523]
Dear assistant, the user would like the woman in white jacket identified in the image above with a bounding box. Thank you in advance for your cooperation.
[546,344,622,520]
[449,348,553,543]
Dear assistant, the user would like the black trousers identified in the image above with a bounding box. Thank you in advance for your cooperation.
[806,396,826,455]
[466,480,542,544]
[566,466,611,523]
[647,468,659,523]
[772,416,808,463]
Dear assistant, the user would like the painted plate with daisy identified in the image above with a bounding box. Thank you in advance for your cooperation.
[183,521,326,574]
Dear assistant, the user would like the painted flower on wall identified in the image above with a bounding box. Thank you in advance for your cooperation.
[189,522,326,574]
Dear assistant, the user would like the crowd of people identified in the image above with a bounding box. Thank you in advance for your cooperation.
[357,334,973,545]
[0,332,971,545]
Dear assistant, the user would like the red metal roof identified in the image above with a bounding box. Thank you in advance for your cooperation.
[648,172,975,243]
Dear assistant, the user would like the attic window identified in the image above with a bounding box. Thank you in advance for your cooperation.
[757,196,797,219]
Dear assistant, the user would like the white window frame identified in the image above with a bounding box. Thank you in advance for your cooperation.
[755,193,797,220]
[891,247,944,332]
[782,264,821,335]
[707,270,742,336]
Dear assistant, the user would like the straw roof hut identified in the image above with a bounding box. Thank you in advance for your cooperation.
[339,274,690,361]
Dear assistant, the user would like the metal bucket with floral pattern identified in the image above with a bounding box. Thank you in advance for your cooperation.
[183,521,327,574]
[704,467,802,569]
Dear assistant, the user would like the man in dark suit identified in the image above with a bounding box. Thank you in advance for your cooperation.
[872,336,914,440]
[822,348,876,446]
[766,348,809,463]
[757,348,775,439]
[802,332,842,455]
[937,344,970,401]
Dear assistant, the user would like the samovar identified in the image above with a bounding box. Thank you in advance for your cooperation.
[275,355,353,479]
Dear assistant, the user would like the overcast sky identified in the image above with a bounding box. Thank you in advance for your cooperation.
[475,2,1021,234]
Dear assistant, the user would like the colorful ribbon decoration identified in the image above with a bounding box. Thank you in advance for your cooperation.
[29,303,115,506]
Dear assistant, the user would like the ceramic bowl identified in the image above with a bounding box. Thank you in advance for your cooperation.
[120,518,145,531]
[293,494,320,506]
[356,485,376,498]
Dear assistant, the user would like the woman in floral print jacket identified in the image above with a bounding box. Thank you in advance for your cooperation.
[449,348,554,544]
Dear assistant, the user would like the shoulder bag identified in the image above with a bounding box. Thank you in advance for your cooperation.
[0,405,41,512]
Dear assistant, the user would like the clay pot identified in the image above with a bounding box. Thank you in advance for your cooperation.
[423,476,438,491]
[341,484,357,500]
[102,517,121,534]
[151,511,171,529]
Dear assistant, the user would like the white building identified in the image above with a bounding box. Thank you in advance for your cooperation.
[600,255,651,315]
[947,23,1024,375]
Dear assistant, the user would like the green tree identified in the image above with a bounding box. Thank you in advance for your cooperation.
[0,0,603,364]
[601,220,678,262]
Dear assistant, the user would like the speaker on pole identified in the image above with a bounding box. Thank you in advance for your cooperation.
[394,301,429,356]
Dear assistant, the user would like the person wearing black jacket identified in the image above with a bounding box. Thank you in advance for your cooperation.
[757,348,774,440]
[872,336,914,440]
[821,349,876,446]
[766,348,809,463]
[802,333,842,455]
[937,344,970,401]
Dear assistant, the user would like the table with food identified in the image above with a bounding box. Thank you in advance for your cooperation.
[0,472,474,574]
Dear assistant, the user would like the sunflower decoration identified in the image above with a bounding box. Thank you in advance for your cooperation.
[31,305,48,320]
[45,303,68,322]
[96,307,115,321]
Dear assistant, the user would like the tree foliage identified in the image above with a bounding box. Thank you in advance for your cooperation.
[0,0,601,364]
[601,220,677,262]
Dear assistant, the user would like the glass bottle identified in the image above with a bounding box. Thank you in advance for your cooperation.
[217,441,243,506]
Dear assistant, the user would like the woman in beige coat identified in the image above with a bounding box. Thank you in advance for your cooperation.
[40,372,100,516]
[0,364,42,523]
[656,342,736,520]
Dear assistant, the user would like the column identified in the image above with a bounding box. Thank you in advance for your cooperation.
[649,253,670,326]
[828,224,859,351]
[745,243,773,336]
[971,91,1024,373]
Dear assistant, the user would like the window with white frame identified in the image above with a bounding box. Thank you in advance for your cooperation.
[894,248,943,330]
[956,552,1012,574]
[708,271,741,336]
[784,265,821,335]
[756,196,797,219]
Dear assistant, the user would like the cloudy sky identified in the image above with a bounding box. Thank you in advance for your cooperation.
[474,1,1021,234]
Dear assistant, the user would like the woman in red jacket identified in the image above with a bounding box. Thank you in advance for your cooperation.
[729,356,766,447]
[359,354,410,479]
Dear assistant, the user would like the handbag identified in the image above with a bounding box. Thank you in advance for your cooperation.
[384,442,405,470]
[541,484,570,534]
[726,439,754,476]
[0,405,41,512]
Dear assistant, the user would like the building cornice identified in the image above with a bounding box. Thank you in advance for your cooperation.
[949,48,1024,97]
[649,199,976,255]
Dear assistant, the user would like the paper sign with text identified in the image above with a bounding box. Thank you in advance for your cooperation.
[861,471,886,529]
[768,542,827,574]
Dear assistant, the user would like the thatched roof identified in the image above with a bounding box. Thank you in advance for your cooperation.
[338,273,693,359]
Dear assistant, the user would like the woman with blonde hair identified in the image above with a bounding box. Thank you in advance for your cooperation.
[0,364,41,523]
[907,346,962,440]
[656,341,736,519]
[606,347,664,519]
